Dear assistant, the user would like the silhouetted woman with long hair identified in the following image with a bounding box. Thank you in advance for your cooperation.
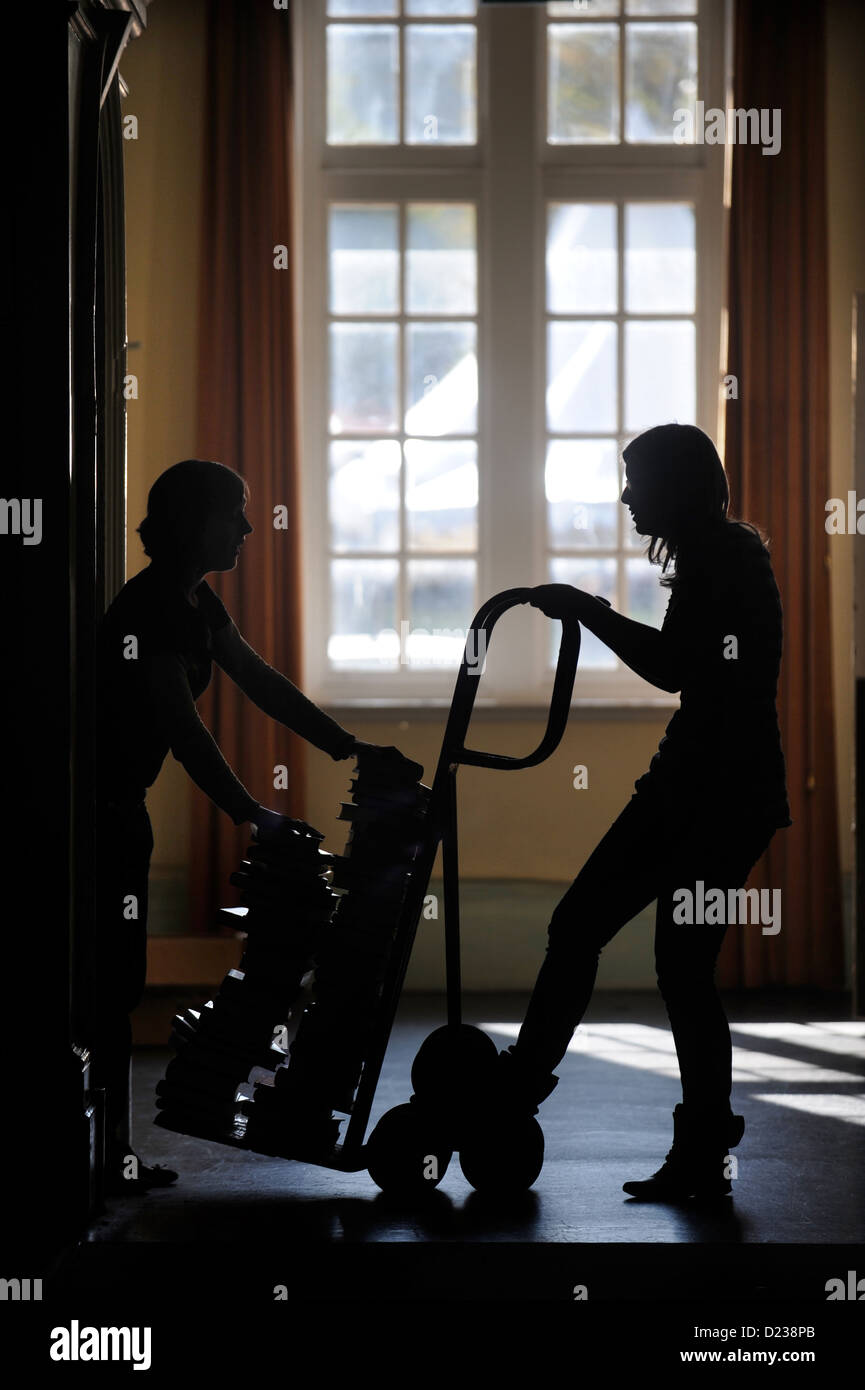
[92,459,409,1193]
[500,423,791,1201]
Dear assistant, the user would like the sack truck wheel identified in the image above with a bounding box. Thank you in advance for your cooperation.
[458,1114,545,1196]
[365,1103,452,1198]
[409,1023,500,1144]
[410,1023,499,1101]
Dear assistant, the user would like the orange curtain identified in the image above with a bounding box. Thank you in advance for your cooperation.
[721,0,843,987]
[190,0,305,934]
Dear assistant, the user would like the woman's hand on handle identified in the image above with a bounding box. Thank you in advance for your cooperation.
[349,739,404,760]
[345,738,424,781]
[250,806,324,842]
[529,584,591,621]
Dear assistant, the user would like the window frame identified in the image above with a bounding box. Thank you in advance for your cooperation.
[293,0,730,709]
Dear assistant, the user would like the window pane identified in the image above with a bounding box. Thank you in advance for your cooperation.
[548,1,620,15]
[549,557,617,669]
[624,320,695,433]
[547,321,617,432]
[548,24,619,144]
[327,26,398,144]
[329,559,400,669]
[330,323,399,433]
[406,0,476,13]
[405,323,478,434]
[329,441,401,551]
[406,26,477,144]
[547,203,617,314]
[625,22,697,143]
[626,557,668,628]
[626,0,695,14]
[406,559,476,668]
[329,205,399,314]
[405,440,478,550]
[329,1,397,14]
[625,203,695,313]
[546,440,619,548]
[407,204,476,313]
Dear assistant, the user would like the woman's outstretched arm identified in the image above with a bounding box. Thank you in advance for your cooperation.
[211,621,357,758]
[530,585,682,693]
[146,649,262,824]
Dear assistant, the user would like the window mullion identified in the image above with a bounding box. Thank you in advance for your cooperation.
[617,11,625,147]
[483,2,543,699]
[398,200,407,670]
[616,198,625,648]
[398,13,404,147]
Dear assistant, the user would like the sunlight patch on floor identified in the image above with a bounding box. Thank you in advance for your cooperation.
[730,1022,865,1059]
[481,1021,865,1087]
[752,1093,865,1127]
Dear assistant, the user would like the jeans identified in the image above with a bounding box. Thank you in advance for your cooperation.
[87,800,154,1150]
[510,793,776,1118]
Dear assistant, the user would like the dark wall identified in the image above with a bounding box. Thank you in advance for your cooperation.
[3,3,75,1258]
[2,0,141,1263]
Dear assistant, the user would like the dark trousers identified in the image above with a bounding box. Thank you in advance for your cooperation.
[511,793,776,1118]
[88,801,153,1151]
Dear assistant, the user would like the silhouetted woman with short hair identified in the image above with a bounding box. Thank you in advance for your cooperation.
[92,459,408,1194]
[501,422,791,1201]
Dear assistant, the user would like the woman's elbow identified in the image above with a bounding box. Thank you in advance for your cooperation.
[642,667,680,694]
[168,721,205,760]
[632,658,680,693]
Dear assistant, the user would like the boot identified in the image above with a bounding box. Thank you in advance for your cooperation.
[104,1144,179,1196]
[622,1104,745,1202]
[492,1048,559,1118]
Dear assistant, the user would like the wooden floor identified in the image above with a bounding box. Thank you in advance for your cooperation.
[49,990,864,1314]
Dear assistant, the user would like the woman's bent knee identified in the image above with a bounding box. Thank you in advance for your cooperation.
[547,914,604,962]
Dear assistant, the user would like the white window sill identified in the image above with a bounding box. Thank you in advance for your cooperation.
[320,697,677,721]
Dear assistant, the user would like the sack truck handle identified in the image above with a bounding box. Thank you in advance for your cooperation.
[434,586,581,779]
[429,587,582,1030]
[346,588,583,1160]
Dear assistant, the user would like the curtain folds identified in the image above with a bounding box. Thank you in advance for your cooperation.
[721,0,843,987]
[190,0,305,934]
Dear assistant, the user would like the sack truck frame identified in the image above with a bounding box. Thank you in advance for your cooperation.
[155,588,581,1198]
